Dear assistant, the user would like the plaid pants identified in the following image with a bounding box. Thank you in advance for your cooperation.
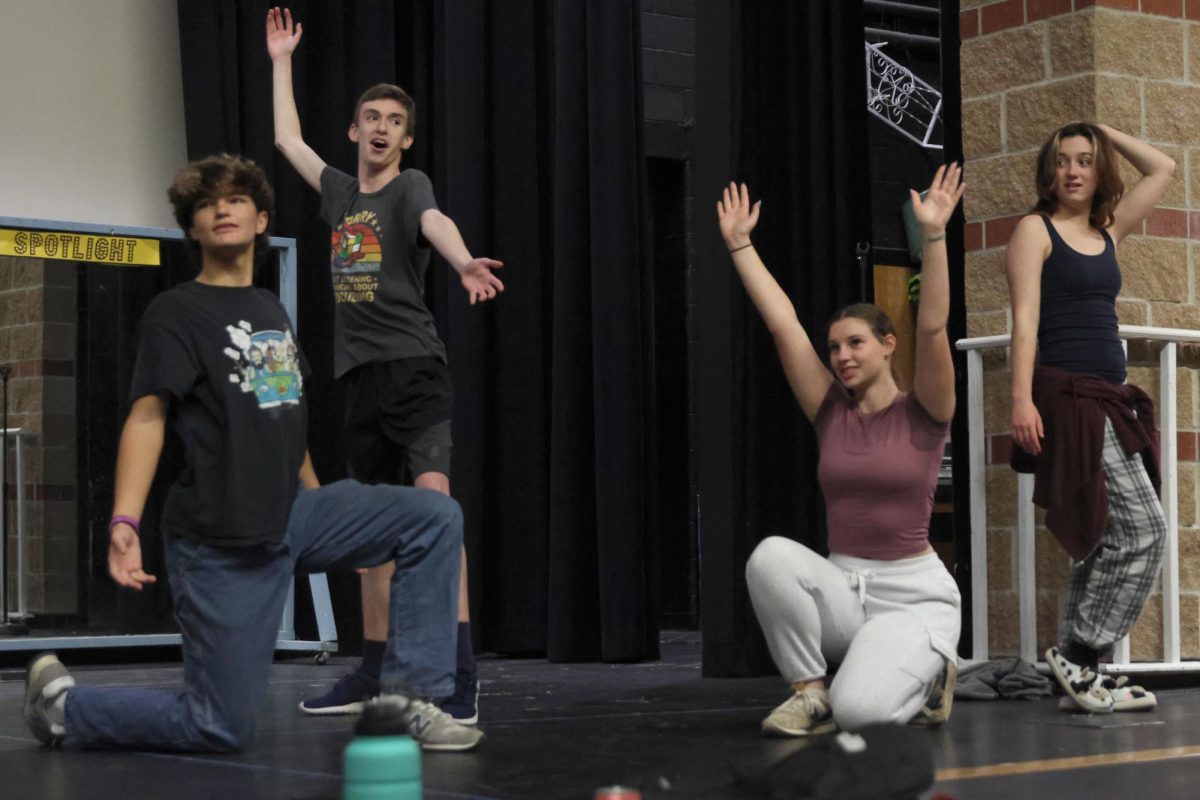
[1062,417,1166,652]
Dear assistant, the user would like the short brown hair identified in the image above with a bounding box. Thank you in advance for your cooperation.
[353,83,416,137]
[1032,122,1124,231]
[167,153,274,264]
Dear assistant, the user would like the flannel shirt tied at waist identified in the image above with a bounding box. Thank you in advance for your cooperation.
[1010,365,1159,560]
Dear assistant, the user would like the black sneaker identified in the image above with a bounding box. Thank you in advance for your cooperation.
[299,668,380,715]
[25,652,74,745]
[357,694,485,752]
[439,675,480,726]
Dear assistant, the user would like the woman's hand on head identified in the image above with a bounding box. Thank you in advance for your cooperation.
[717,182,761,251]
[911,163,966,235]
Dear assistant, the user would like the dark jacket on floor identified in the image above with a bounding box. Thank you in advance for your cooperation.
[1010,365,1159,560]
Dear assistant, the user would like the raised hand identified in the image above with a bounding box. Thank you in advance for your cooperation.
[461,258,505,305]
[266,6,303,61]
[108,525,157,591]
[717,182,761,251]
[910,163,966,235]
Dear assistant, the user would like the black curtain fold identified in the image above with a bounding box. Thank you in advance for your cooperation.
[175,0,657,662]
[697,0,871,676]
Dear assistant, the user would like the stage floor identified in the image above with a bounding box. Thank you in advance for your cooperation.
[3,632,1200,799]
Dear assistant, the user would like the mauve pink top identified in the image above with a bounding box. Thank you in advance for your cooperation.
[814,383,949,559]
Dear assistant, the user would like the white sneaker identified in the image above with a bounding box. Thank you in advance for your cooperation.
[761,686,837,737]
[1058,675,1156,712]
[356,694,485,752]
[1045,647,1114,714]
[911,658,956,727]
[24,652,75,746]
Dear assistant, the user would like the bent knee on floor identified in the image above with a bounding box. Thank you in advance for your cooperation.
[192,713,257,753]
[829,691,911,730]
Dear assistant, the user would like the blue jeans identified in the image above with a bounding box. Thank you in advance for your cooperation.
[63,480,462,752]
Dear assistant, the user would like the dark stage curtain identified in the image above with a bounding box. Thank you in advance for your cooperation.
[696,1,872,676]
[175,0,658,662]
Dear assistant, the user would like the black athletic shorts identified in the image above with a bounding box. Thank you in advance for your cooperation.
[342,356,453,483]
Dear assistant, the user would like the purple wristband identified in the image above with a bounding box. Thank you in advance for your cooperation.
[109,515,140,534]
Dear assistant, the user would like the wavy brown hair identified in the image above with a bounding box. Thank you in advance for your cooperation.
[1033,122,1124,230]
[168,153,274,266]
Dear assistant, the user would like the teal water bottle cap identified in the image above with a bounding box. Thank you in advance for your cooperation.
[344,734,422,784]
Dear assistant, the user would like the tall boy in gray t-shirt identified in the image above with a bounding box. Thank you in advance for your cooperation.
[268,6,501,722]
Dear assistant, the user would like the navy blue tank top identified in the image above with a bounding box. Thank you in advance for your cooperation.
[1036,215,1125,384]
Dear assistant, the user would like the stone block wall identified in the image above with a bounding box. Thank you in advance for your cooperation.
[0,254,78,616]
[961,0,1200,659]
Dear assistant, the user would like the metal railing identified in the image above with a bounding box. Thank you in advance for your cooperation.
[957,325,1200,672]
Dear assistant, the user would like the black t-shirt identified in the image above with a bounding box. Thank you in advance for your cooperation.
[319,166,443,378]
[129,281,309,546]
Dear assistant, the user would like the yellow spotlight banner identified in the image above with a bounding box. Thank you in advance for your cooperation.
[0,228,160,266]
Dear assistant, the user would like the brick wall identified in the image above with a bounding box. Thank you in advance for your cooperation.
[961,0,1200,658]
[0,254,78,616]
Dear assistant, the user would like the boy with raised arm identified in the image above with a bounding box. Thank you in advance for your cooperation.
[267,7,497,723]
[23,154,482,753]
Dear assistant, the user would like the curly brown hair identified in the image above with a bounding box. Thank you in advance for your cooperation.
[167,153,274,265]
[1032,122,1124,230]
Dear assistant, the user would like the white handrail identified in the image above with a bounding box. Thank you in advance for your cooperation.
[955,325,1197,670]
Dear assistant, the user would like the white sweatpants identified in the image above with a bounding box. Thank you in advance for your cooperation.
[746,537,961,729]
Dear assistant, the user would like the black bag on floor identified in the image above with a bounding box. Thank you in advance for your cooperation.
[726,724,934,800]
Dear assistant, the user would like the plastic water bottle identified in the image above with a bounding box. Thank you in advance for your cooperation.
[343,733,421,800]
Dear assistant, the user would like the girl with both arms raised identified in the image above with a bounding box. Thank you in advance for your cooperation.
[718,165,964,735]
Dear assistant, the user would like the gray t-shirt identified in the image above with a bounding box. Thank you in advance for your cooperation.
[320,166,444,378]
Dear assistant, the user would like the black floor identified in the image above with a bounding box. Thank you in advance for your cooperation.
[3,634,1200,799]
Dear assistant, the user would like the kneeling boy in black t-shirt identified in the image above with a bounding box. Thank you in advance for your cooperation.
[22,154,482,753]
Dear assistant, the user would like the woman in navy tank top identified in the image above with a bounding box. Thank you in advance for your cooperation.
[1007,123,1174,714]
[720,166,964,736]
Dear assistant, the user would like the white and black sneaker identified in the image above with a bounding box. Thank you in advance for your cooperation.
[24,652,75,745]
[1058,675,1156,712]
[1045,646,1114,714]
[356,693,484,752]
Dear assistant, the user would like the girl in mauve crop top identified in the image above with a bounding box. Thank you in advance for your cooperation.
[717,165,961,560]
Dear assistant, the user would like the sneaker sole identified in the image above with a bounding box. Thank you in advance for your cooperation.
[1059,693,1157,712]
[298,700,366,716]
[417,731,486,752]
[1045,648,1114,715]
[761,718,837,737]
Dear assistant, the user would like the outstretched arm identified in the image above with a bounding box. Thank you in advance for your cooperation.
[717,182,832,421]
[267,6,326,191]
[109,394,167,591]
[420,209,505,305]
[1102,124,1175,245]
[1006,215,1051,455]
[909,164,965,424]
